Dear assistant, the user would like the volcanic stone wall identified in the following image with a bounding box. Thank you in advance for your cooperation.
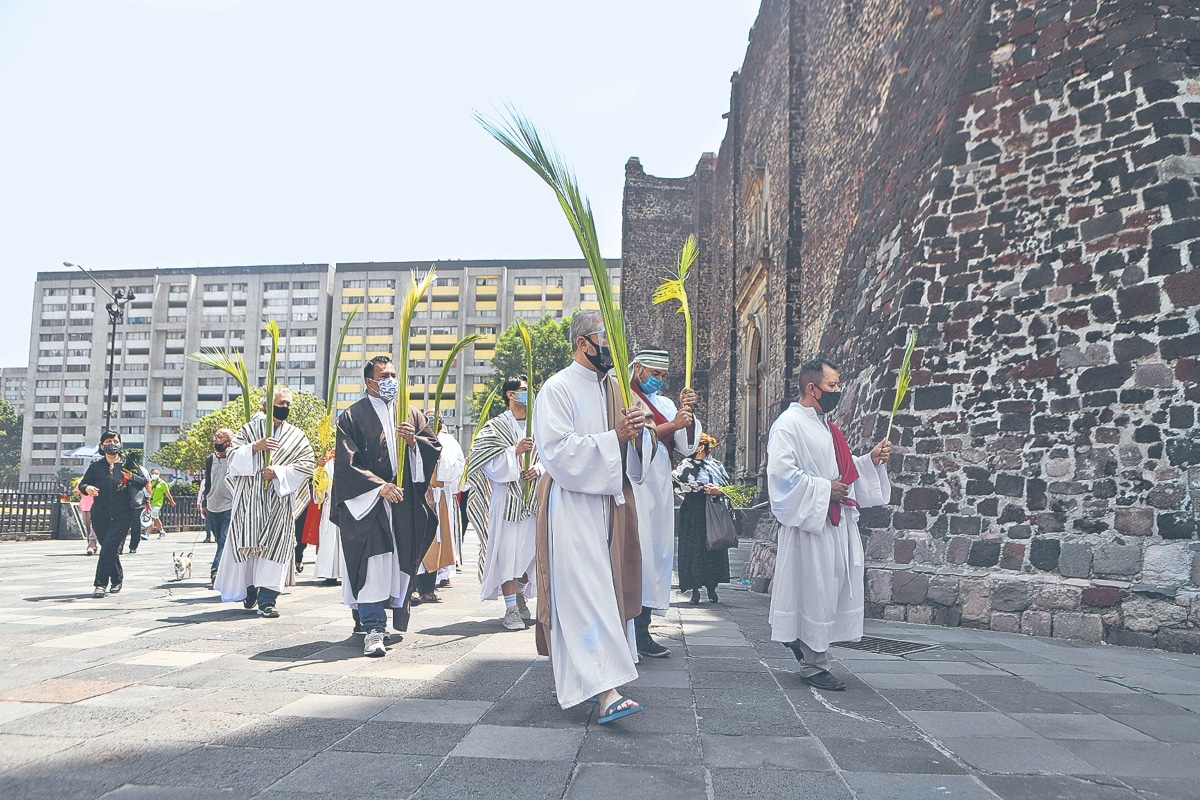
[622,0,1200,652]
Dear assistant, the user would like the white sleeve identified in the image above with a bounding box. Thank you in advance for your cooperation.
[767,424,833,535]
[482,446,521,484]
[272,465,305,498]
[226,443,259,478]
[851,453,891,508]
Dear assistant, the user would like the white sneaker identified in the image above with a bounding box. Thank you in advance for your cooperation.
[515,594,532,620]
[363,630,387,657]
[502,607,525,631]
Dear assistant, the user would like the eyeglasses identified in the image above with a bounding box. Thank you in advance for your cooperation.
[584,330,609,345]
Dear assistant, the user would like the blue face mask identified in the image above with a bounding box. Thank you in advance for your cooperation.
[376,377,399,403]
[515,390,528,405]
[639,375,665,395]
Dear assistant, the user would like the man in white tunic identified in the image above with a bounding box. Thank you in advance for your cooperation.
[534,309,652,723]
[469,375,541,631]
[313,451,341,584]
[214,387,315,618]
[420,410,466,593]
[767,357,891,690]
[629,348,698,658]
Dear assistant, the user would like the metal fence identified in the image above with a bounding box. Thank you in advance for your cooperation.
[0,490,61,536]
[158,493,205,533]
[0,481,66,494]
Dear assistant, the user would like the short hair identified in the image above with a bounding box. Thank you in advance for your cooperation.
[798,357,839,393]
[502,375,527,398]
[273,385,293,401]
[213,427,235,440]
[364,355,392,381]
[98,429,119,445]
[569,309,603,344]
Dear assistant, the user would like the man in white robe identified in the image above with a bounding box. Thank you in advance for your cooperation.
[313,454,341,584]
[420,413,466,592]
[534,309,652,723]
[629,347,699,658]
[767,357,891,691]
[214,387,315,618]
[470,375,541,630]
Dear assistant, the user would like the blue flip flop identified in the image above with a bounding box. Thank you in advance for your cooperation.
[598,697,643,724]
[551,691,599,704]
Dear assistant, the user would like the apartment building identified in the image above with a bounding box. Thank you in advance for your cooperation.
[330,259,621,435]
[1,367,27,417]
[22,264,335,482]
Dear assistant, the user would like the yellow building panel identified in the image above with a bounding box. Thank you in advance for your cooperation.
[371,287,397,296]
[343,336,363,345]
[579,300,600,310]
[367,302,394,312]
[476,334,497,344]
[431,301,459,311]
[514,300,542,311]
[430,334,458,346]
[514,287,542,298]
[432,286,460,298]
[337,383,360,393]
[341,303,363,313]
[546,300,564,310]
[475,301,498,311]
[366,335,393,345]
[337,399,354,411]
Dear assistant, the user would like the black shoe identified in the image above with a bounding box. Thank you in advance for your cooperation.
[801,670,845,691]
[203,537,214,543]
[243,586,259,610]
[108,583,122,594]
[688,589,700,605]
[707,587,719,603]
[637,636,671,658]
[258,605,280,618]
[295,562,304,574]
[320,578,340,587]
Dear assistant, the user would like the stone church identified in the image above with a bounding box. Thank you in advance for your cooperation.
[621,0,1200,651]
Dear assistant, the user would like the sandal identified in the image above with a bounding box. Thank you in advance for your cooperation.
[598,696,643,724]
[421,592,441,603]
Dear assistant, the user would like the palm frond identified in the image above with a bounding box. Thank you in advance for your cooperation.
[652,235,698,388]
[885,328,918,441]
[431,333,483,436]
[262,319,281,472]
[326,305,359,417]
[475,107,632,408]
[516,319,537,503]
[187,347,252,423]
[396,266,437,484]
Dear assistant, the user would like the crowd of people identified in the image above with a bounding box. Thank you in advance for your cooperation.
[74,308,892,721]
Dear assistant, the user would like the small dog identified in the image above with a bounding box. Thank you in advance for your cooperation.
[172,552,193,581]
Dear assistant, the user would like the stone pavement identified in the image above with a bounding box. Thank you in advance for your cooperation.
[0,535,1198,800]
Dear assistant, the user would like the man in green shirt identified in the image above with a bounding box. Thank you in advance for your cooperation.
[148,469,176,539]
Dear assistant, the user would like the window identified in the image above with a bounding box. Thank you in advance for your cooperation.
[64,379,88,388]
[66,364,88,372]
[197,377,225,386]
[431,327,455,335]
[129,285,152,294]
[264,281,289,291]
[202,330,226,339]
[429,311,458,319]
[204,283,227,291]
[336,391,360,401]
[70,303,93,311]
[261,327,288,339]
[119,426,142,436]
[366,311,394,320]
[515,277,540,285]
[366,327,392,336]
[293,281,319,290]
[409,375,424,385]
[168,284,188,294]
[43,288,67,297]
[476,277,497,286]
[62,426,86,435]
[162,378,183,387]
[342,279,365,289]
[474,326,497,335]
[73,287,95,296]
[126,332,150,341]
[368,279,395,289]
[123,378,147,387]
[232,283,248,292]
[39,334,65,342]
[264,298,289,306]
[68,332,92,341]
[292,297,319,306]
[34,380,60,388]
[32,426,56,435]
[292,328,317,337]
[434,277,459,287]
[291,344,317,353]
[166,330,186,340]
[34,411,58,419]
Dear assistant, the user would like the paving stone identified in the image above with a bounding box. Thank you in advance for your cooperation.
[844,773,998,800]
[1111,713,1200,743]
[821,737,966,774]
[374,698,493,724]
[972,690,1092,715]
[876,689,994,712]
[938,737,1096,774]
[122,744,311,791]
[565,763,707,800]
[213,713,359,750]
[451,723,583,761]
[478,696,596,728]
[268,693,394,720]
[410,756,573,800]
[980,775,1143,800]
[578,730,702,765]
[267,750,437,798]
[907,711,1040,739]
[700,733,832,770]
[1060,740,1200,779]
[1061,692,1196,716]
[1008,712,1152,740]
[709,768,852,800]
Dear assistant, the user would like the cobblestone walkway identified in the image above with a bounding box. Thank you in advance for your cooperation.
[0,536,1197,799]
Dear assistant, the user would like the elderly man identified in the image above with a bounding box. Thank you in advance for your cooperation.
[629,347,698,658]
[214,387,315,618]
[469,374,541,631]
[534,309,653,724]
[199,427,236,588]
[767,357,891,691]
[331,355,441,657]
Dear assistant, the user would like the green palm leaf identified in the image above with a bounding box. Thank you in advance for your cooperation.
[431,333,484,436]
[516,319,537,503]
[187,347,252,423]
[652,235,698,388]
[885,328,918,441]
[262,319,281,472]
[475,107,633,409]
[326,305,359,417]
[396,266,437,485]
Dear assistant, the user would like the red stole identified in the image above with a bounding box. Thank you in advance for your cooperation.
[828,422,859,525]
[630,381,670,425]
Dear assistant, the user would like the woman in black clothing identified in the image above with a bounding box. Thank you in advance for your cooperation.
[77,431,146,598]
[672,433,732,605]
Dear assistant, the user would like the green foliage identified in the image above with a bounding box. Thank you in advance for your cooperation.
[152,388,325,475]
[886,328,918,440]
[0,399,20,482]
[468,314,573,421]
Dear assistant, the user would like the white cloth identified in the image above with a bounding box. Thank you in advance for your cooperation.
[630,391,701,612]
[314,461,342,581]
[340,395,409,608]
[226,437,307,499]
[535,361,651,710]
[214,546,289,601]
[766,403,890,652]
[432,431,466,567]
[479,412,539,601]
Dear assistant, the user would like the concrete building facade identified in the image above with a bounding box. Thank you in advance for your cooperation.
[1,367,27,418]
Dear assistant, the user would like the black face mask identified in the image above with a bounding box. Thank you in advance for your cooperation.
[583,335,614,374]
[272,405,290,422]
[815,388,842,414]
[214,442,228,453]
[102,442,122,455]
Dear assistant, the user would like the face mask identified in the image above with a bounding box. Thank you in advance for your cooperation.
[815,388,842,414]
[639,375,665,395]
[515,390,528,405]
[102,442,122,455]
[214,442,228,452]
[583,335,614,373]
[272,405,290,422]
[376,377,399,403]
[150,474,160,481]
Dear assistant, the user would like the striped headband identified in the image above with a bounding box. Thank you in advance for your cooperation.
[632,349,670,370]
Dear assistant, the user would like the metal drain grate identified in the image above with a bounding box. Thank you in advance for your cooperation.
[832,636,938,656]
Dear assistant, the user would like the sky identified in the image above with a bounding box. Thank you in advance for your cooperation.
[0,0,761,366]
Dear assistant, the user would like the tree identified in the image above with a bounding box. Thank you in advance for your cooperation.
[469,314,574,421]
[0,398,20,482]
[152,388,326,474]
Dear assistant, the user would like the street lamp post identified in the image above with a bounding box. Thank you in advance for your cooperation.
[63,263,134,434]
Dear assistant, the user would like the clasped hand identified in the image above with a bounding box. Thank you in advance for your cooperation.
[615,407,646,443]
[380,483,404,503]
[515,437,535,456]
[870,439,892,465]
[252,437,280,453]
[396,422,417,448]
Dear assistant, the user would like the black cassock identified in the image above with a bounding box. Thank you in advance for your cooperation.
[330,397,441,630]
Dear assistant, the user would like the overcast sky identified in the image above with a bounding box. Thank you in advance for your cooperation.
[0,0,760,365]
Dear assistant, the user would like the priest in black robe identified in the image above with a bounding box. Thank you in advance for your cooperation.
[330,355,441,657]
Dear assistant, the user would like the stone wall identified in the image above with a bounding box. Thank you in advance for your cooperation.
[622,0,1200,652]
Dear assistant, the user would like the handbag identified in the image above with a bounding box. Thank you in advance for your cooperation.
[704,496,738,550]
